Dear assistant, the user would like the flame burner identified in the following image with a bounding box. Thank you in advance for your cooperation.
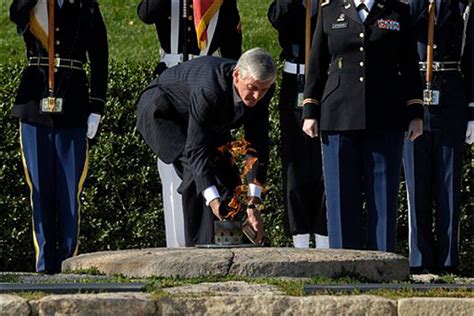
[196,219,258,248]
[214,220,243,245]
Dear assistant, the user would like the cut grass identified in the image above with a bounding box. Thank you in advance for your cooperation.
[2,273,472,298]
[0,273,20,283]
[66,267,105,276]
[1,0,277,64]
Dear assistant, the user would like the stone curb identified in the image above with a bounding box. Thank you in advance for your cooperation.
[1,293,472,315]
[0,294,31,315]
[62,248,409,282]
[398,297,474,316]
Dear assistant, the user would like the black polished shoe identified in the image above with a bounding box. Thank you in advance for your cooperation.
[410,266,431,275]
[437,266,459,276]
[37,270,56,275]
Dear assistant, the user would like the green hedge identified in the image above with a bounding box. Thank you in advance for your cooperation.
[0,62,471,275]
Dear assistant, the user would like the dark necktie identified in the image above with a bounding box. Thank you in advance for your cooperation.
[357,2,369,13]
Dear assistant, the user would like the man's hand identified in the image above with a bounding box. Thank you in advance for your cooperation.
[87,113,101,139]
[245,207,264,244]
[209,198,223,220]
[465,121,474,145]
[302,118,319,138]
[406,118,423,141]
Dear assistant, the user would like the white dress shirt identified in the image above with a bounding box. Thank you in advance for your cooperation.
[203,183,262,206]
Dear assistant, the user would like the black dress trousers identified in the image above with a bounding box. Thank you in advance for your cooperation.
[279,72,327,236]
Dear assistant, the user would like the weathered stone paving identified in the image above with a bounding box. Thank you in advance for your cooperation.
[1,283,473,316]
[61,247,409,282]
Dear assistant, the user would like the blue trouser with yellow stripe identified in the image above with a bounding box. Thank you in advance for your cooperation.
[20,122,88,273]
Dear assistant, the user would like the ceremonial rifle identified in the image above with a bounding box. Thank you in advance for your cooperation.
[41,0,63,113]
[305,0,312,71]
[423,0,436,105]
[182,0,189,62]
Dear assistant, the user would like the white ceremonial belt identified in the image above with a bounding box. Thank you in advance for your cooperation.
[419,61,461,72]
[284,61,305,75]
[160,53,202,68]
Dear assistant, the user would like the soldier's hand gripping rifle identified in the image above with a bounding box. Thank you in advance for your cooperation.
[40,0,63,113]
[423,0,437,105]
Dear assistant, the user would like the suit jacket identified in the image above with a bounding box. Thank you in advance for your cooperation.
[137,0,242,70]
[136,57,274,193]
[303,0,424,131]
[410,0,473,130]
[10,0,108,128]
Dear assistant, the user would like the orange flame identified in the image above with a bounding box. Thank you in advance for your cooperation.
[215,139,263,220]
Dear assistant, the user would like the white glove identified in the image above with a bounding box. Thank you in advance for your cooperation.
[466,120,474,145]
[87,113,101,139]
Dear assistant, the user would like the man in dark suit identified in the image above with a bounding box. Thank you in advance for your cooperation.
[302,0,424,252]
[403,0,473,274]
[137,0,242,247]
[137,48,277,246]
[268,0,328,249]
[10,0,108,273]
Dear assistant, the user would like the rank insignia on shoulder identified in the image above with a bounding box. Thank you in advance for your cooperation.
[377,19,400,31]
[321,0,331,7]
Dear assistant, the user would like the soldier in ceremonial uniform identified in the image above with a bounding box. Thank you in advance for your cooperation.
[137,0,242,247]
[268,0,328,248]
[302,0,424,252]
[137,49,276,246]
[403,0,473,274]
[10,0,108,273]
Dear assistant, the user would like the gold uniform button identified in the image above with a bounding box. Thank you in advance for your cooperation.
[188,16,193,21]
[359,61,364,67]
[188,26,191,31]
[55,27,60,32]
[168,16,171,20]
[433,44,437,50]
[360,46,364,52]
[359,76,364,82]
[359,33,364,38]
[55,53,59,57]
[54,67,58,72]
[55,40,60,45]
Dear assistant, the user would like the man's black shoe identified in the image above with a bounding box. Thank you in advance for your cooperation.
[37,270,56,275]
[410,266,431,274]
[437,266,459,276]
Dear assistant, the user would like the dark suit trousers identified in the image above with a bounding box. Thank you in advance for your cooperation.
[321,130,404,252]
[174,151,241,246]
[403,129,464,269]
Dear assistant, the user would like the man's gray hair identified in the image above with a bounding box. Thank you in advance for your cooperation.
[236,48,277,82]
